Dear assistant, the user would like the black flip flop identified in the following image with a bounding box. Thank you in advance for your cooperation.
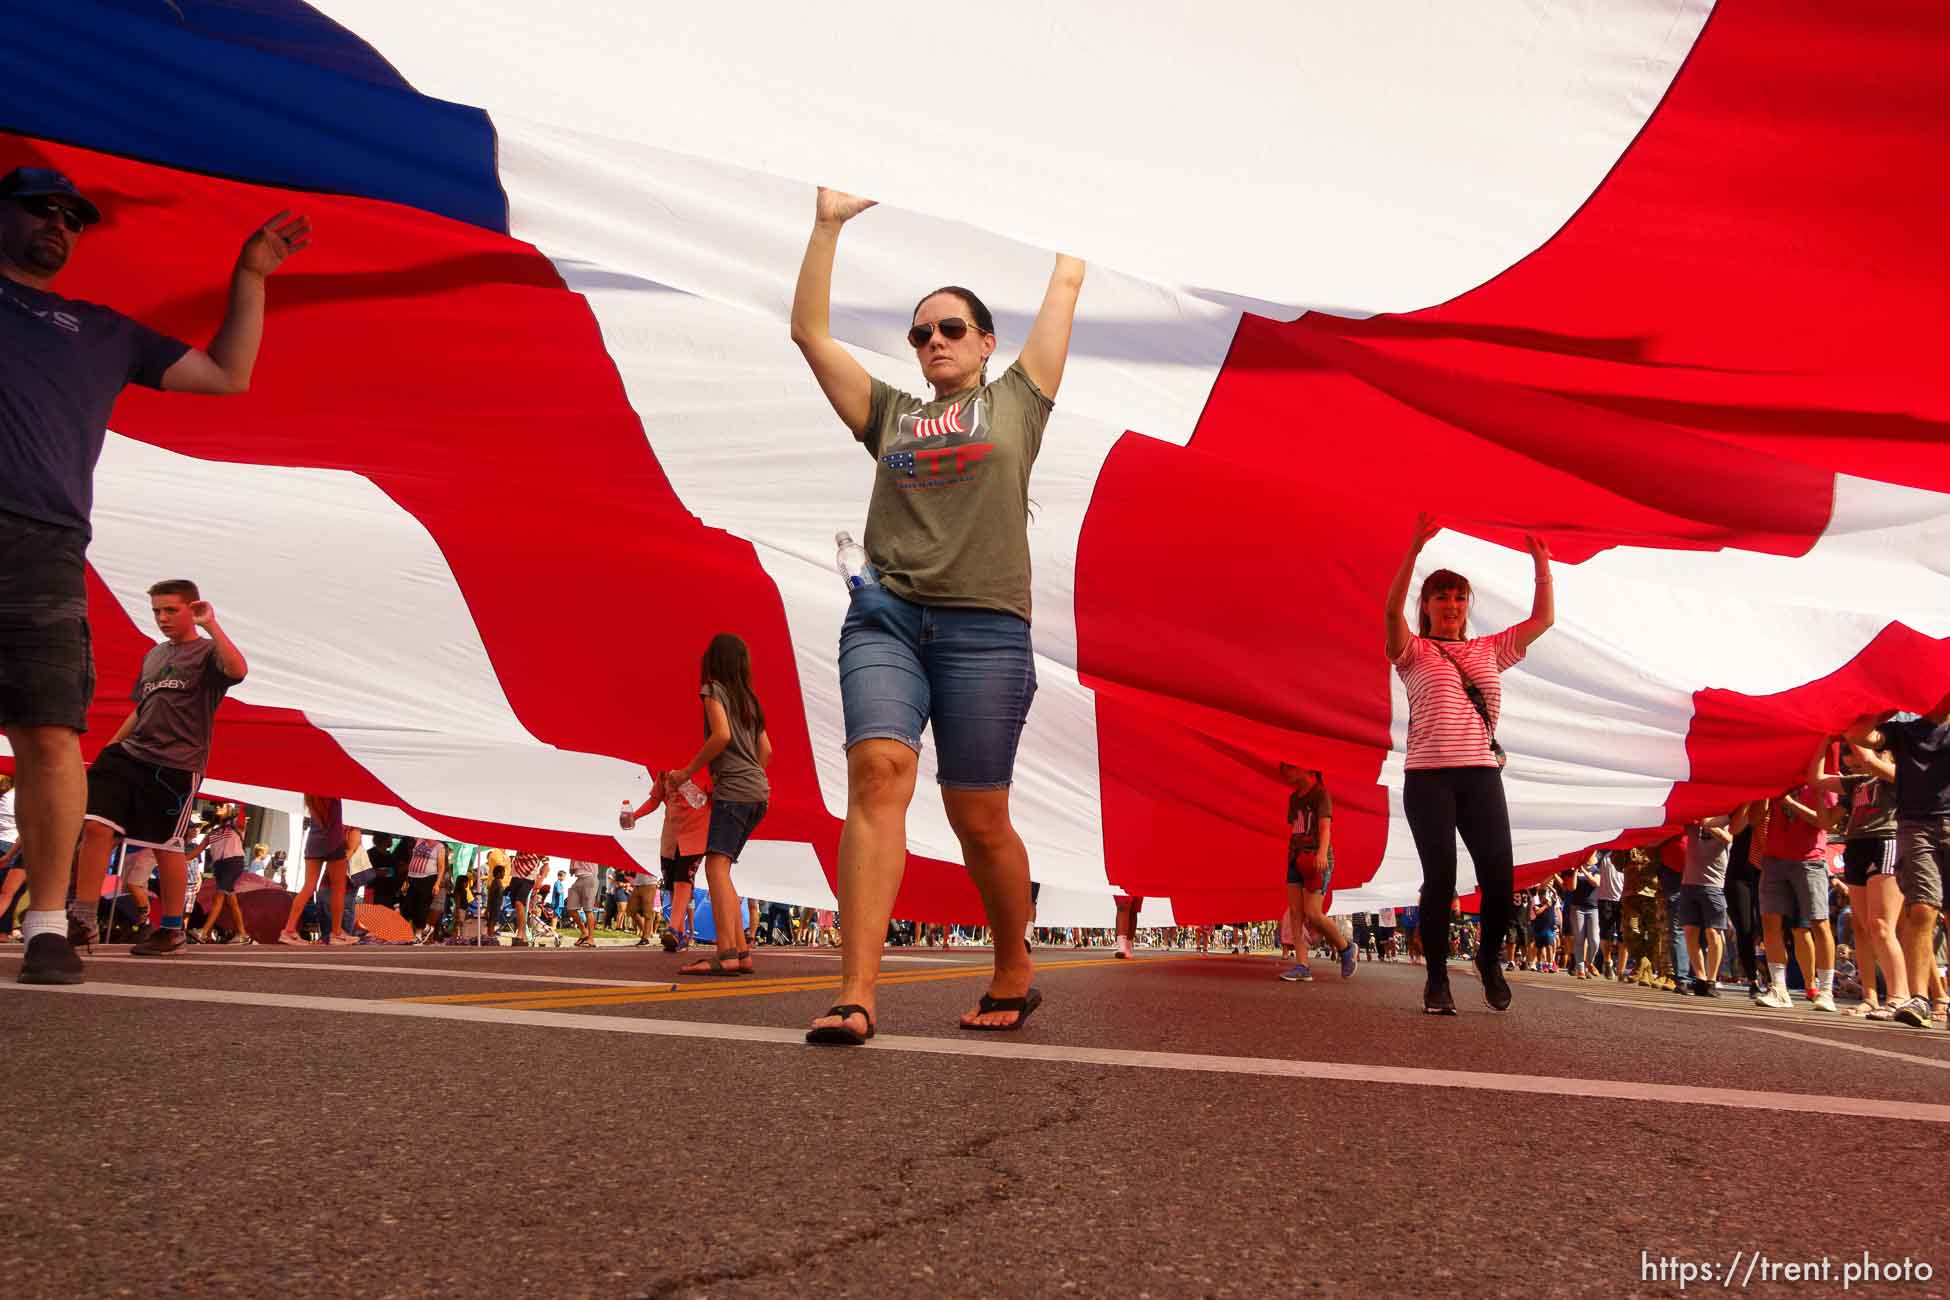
[960,986,1043,1032]
[806,1004,875,1046]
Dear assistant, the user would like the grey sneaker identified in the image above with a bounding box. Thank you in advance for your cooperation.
[65,901,99,954]
[1279,963,1313,982]
[130,926,188,957]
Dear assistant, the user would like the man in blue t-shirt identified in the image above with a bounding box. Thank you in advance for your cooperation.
[2,167,309,985]
[1848,697,1950,1028]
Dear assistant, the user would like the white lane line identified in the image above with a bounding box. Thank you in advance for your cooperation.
[7,981,1948,1124]
[1743,1026,1950,1071]
[1579,994,1950,1045]
[69,957,674,988]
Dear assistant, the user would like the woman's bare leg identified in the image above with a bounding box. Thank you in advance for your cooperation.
[280,858,327,940]
[809,741,918,1036]
[943,786,1035,1028]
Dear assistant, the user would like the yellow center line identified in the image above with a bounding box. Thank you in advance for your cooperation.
[401,977,827,1006]
[392,955,1160,1010]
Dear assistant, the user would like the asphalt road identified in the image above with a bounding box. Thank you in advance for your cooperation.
[3,942,1947,1299]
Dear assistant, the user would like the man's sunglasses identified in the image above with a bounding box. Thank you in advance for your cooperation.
[15,196,85,234]
[907,317,986,349]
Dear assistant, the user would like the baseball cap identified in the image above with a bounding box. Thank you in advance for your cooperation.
[0,166,103,226]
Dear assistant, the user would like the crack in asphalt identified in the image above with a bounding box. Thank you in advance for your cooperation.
[637,1086,1097,1298]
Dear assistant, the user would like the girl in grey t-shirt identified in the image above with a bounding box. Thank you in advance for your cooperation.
[666,634,771,978]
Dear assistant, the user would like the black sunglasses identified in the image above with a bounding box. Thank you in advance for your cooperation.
[16,196,85,235]
[907,317,986,349]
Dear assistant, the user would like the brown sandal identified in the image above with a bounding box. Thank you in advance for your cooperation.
[677,952,743,976]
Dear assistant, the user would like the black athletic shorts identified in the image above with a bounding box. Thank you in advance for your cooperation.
[85,743,200,849]
[508,877,536,904]
[661,853,702,889]
[1840,836,1899,887]
[210,854,248,892]
[0,509,94,732]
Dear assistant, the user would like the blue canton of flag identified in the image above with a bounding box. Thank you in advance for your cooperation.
[884,451,917,476]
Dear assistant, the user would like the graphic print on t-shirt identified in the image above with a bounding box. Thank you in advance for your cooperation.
[881,393,994,490]
[1287,785,1331,852]
[118,638,239,773]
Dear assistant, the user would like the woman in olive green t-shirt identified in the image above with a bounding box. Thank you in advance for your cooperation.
[791,186,1085,1043]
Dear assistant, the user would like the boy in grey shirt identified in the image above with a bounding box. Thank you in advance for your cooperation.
[1677,811,1744,997]
[68,580,247,958]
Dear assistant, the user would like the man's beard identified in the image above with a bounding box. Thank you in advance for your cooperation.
[23,235,69,275]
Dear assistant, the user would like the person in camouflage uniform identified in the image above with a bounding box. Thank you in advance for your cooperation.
[1619,843,1670,985]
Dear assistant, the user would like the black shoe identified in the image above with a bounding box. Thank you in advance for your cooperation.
[635,937,651,948]
[1475,957,1512,1011]
[1423,975,1457,1016]
[1694,980,1720,997]
[1670,978,1693,995]
[19,933,86,984]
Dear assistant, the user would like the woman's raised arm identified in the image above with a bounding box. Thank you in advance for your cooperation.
[1018,254,1085,399]
[790,187,879,434]
[1509,534,1555,652]
[1385,513,1438,660]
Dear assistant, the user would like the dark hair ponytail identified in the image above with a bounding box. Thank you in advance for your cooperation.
[700,633,764,734]
[914,285,996,386]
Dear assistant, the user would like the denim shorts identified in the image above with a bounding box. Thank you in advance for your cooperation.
[0,509,94,732]
[706,799,767,864]
[1286,844,1333,892]
[1675,883,1728,930]
[838,583,1037,790]
[1759,856,1828,924]
[210,855,248,892]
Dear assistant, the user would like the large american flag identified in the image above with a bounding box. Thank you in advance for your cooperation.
[6,0,1947,927]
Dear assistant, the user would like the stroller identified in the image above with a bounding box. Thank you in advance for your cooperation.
[528,901,561,947]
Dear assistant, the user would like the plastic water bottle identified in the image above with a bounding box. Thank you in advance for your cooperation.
[619,798,633,830]
[660,770,707,809]
[835,530,876,590]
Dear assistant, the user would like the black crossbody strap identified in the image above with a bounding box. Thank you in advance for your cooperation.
[1430,641,1497,744]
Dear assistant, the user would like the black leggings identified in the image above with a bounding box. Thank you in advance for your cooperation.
[405,875,436,929]
[1724,873,1761,983]
[1403,766,1514,976]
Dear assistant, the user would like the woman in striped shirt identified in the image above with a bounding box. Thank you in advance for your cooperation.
[404,837,446,945]
[1384,513,1554,1015]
